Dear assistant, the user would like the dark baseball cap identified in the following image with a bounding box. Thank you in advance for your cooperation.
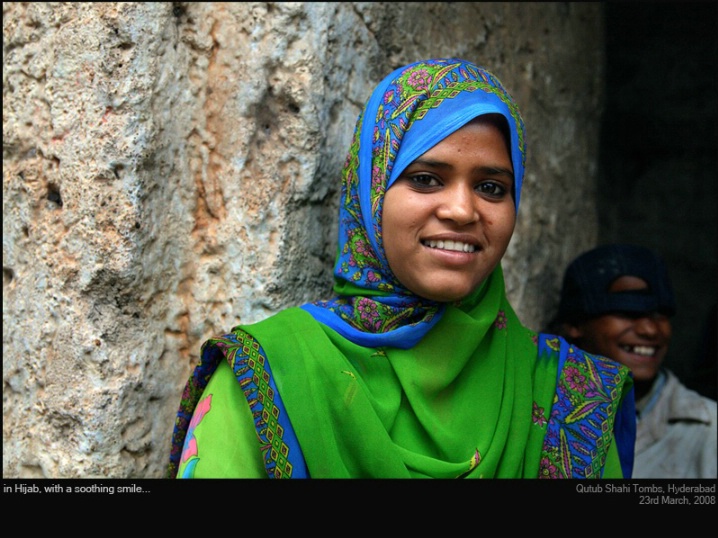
[555,243,676,322]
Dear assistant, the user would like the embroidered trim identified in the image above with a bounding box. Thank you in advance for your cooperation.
[538,336,629,478]
[167,332,307,479]
[224,330,307,478]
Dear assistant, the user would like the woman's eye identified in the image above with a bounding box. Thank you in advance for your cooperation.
[475,181,507,197]
[409,174,441,188]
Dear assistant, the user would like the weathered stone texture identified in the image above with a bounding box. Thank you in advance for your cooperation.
[3,2,604,477]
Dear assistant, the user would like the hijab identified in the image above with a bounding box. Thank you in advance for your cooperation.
[301,58,526,349]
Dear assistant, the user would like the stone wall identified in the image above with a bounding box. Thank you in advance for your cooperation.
[3,2,605,478]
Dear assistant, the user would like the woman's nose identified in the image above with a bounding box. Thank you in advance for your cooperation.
[436,184,478,225]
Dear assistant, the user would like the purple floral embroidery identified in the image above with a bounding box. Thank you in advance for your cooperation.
[565,365,588,393]
[355,239,370,257]
[407,69,431,91]
[494,309,507,330]
[356,297,381,331]
[532,401,548,427]
[539,457,560,479]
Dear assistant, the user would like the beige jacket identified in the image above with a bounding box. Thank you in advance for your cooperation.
[633,369,717,479]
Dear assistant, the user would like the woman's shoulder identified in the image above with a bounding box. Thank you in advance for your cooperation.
[223,306,335,353]
[230,306,317,334]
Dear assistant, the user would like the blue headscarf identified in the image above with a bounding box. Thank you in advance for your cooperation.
[302,58,526,348]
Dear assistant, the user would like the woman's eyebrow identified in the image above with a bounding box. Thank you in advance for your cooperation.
[479,166,514,179]
[410,158,514,179]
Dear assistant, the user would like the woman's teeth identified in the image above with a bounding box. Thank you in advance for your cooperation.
[423,239,476,253]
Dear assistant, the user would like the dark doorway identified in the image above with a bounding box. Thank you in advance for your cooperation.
[599,1,717,398]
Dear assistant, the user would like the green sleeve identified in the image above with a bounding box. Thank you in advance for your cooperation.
[601,433,624,479]
[177,359,268,478]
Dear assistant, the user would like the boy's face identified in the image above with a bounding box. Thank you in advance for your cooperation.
[565,275,672,383]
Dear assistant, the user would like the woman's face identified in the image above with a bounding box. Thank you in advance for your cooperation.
[382,116,516,302]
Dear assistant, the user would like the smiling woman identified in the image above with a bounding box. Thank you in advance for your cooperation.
[167,58,637,479]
